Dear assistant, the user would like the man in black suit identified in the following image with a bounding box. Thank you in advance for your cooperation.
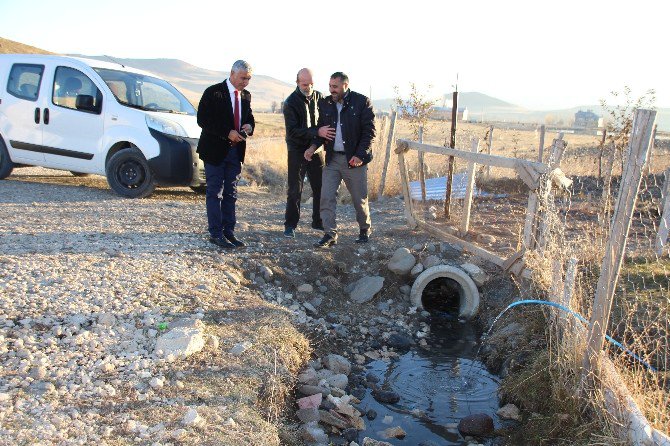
[282,68,328,238]
[196,60,255,249]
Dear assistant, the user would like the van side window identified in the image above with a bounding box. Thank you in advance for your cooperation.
[52,66,103,114]
[7,64,44,101]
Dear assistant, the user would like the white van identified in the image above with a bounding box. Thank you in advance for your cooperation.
[0,54,206,198]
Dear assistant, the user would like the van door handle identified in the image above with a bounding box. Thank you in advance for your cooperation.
[43,108,50,125]
[34,107,40,124]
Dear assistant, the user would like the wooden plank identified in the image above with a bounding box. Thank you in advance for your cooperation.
[460,138,479,235]
[416,220,505,267]
[515,161,541,190]
[397,148,417,228]
[582,109,656,377]
[418,126,426,202]
[538,124,546,163]
[398,139,549,172]
[377,110,397,198]
[655,168,670,256]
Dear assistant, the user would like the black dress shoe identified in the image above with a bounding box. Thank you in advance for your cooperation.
[209,236,235,249]
[311,222,324,231]
[314,233,337,248]
[355,231,370,243]
[224,234,245,248]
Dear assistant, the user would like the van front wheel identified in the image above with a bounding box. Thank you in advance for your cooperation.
[0,138,14,180]
[106,148,156,198]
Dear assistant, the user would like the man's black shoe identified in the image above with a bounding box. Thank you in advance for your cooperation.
[314,233,337,248]
[284,227,296,238]
[209,236,235,249]
[311,222,324,231]
[355,233,369,243]
[224,234,246,248]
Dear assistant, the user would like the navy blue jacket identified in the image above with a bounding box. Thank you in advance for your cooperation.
[313,90,375,166]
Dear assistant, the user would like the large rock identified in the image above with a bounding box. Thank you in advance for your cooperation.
[387,333,413,351]
[387,248,416,275]
[460,263,489,287]
[497,403,521,421]
[457,413,494,436]
[350,276,384,303]
[155,327,205,358]
[325,374,349,390]
[379,426,407,439]
[300,422,328,443]
[422,255,442,269]
[372,390,400,404]
[322,354,351,375]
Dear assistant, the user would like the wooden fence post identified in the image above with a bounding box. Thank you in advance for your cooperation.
[655,168,670,256]
[538,124,546,163]
[378,110,397,198]
[486,125,494,178]
[582,109,656,379]
[418,126,426,202]
[396,141,417,228]
[598,129,608,178]
[601,141,617,222]
[444,91,458,219]
[460,138,480,235]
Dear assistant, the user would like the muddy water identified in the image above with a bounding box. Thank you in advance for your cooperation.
[356,319,500,445]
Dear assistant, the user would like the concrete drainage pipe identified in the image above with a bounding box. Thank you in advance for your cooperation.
[410,265,480,319]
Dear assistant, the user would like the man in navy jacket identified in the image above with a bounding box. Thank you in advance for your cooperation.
[196,60,255,249]
[305,72,376,248]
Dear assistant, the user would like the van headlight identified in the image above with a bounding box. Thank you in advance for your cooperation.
[145,115,188,137]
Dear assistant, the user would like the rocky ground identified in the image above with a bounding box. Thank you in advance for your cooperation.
[0,166,531,446]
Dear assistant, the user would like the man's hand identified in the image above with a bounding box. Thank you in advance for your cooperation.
[318,125,336,141]
[228,130,245,143]
[304,145,317,161]
[241,124,252,134]
[349,156,363,167]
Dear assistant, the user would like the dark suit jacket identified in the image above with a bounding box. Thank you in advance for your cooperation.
[196,81,254,165]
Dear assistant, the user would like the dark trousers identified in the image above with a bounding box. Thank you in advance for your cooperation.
[204,147,242,238]
[284,149,325,229]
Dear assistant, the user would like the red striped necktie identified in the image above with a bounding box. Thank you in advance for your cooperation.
[234,90,240,131]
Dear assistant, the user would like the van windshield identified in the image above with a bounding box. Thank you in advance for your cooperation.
[94,68,196,115]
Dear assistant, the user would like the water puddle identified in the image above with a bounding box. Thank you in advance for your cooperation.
[355,318,500,445]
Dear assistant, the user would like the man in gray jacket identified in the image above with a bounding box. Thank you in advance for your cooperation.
[305,72,375,247]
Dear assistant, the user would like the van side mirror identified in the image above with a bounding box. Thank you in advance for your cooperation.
[75,95,100,113]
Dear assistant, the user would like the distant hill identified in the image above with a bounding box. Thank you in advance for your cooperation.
[375,93,670,131]
[0,36,52,54]
[3,37,668,129]
[69,55,294,111]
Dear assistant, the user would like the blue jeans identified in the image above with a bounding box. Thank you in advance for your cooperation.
[204,147,242,239]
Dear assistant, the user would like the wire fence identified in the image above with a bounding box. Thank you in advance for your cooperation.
[386,111,669,439]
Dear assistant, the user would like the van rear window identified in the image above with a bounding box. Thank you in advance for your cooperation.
[7,64,44,101]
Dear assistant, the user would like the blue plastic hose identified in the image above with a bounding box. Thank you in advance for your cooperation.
[495,299,657,372]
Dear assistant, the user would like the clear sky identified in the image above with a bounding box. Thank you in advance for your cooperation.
[1,0,667,109]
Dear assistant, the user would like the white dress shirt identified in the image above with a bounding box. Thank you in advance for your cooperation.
[226,78,241,130]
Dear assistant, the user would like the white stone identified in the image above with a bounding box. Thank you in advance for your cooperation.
[149,377,164,389]
[460,262,489,287]
[182,408,204,427]
[387,248,416,275]
[154,327,205,358]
